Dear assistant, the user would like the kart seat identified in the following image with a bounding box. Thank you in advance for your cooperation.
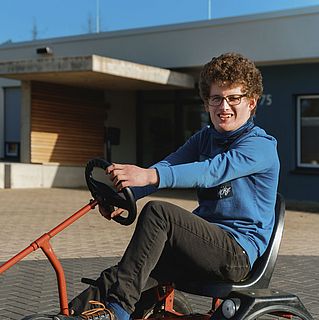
[176,193,285,298]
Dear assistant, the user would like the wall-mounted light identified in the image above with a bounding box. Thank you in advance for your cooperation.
[36,46,53,55]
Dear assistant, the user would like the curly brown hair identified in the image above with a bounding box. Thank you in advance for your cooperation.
[199,52,263,114]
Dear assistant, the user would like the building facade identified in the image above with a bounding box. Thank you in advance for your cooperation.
[0,6,318,203]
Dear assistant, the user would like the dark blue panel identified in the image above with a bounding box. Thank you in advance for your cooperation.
[256,63,319,202]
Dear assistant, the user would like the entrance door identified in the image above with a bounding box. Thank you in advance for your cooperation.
[137,90,209,167]
[138,101,176,167]
[179,102,209,143]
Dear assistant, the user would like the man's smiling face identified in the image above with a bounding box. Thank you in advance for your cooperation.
[206,83,257,133]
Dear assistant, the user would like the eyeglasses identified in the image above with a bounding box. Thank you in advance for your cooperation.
[207,94,247,107]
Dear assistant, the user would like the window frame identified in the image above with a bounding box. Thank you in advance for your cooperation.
[296,95,319,169]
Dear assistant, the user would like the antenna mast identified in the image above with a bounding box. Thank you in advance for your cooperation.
[96,0,100,33]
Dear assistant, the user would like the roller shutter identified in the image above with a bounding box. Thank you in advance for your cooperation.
[31,81,105,165]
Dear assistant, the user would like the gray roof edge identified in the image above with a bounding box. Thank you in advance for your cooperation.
[1,5,319,49]
[91,55,195,88]
[0,55,94,74]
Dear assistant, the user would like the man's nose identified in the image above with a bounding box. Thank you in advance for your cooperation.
[219,98,231,110]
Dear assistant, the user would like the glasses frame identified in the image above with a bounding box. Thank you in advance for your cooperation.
[207,94,247,107]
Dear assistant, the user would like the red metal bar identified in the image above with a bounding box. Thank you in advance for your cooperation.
[41,240,69,315]
[163,287,184,317]
[164,287,175,313]
[0,245,35,274]
[0,200,97,275]
[48,200,98,238]
[0,200,98,315]
[212,298,222,312]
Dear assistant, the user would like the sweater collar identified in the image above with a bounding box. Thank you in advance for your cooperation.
[211,119,255,148]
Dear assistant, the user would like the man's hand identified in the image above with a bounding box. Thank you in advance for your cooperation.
[99,205,125,220]
[100,163,157,221]
[106,163,159,191]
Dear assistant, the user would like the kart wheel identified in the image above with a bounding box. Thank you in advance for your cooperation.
[21,315,54,320]
[132,289,193,319]
[217,301,313,320]
[251,314,310,320]
[251,313,312,320]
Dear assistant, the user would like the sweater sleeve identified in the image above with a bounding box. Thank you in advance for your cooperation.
[155,135,277,189]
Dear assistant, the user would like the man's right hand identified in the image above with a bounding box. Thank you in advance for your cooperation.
[106,163,159,191]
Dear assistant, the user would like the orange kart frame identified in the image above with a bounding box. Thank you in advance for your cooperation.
[0,195,314,320]
[0,198,210,319]
[0,199,98,316]
[0,158,314,320]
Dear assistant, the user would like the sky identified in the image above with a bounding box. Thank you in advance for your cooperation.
[1,0,319,44]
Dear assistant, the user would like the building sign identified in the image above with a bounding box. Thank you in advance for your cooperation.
[259,94,273,107]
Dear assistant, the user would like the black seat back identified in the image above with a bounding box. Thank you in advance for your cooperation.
[244,192,285,288]
[176,193,286,298]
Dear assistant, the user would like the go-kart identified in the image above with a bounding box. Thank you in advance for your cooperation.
[0,159,314,319]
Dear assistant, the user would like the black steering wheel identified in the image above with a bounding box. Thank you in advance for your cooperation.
[85,158,137,226]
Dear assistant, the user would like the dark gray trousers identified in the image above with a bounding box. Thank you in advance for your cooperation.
[69,200,250,314]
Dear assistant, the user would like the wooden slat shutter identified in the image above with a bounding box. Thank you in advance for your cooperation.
[31,82,105,165]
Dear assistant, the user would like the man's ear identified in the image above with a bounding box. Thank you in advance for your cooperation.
[248,97,258,112]
[204,103,209,112]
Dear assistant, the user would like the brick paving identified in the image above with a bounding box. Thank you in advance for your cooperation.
[0,188,318,319]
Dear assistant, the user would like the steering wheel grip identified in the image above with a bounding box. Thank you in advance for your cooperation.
[85,158,137,226]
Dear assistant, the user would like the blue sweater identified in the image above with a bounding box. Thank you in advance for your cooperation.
[133,120,280,268]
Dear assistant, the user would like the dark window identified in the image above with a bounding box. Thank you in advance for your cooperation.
[137,90,208,167]
[297,96,319,168]
[140,102,176,167]
[4,87,21,161]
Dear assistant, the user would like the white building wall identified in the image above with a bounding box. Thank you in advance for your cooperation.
[2,163,86,188]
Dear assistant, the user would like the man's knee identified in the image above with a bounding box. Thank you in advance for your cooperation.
[139,200,171,224]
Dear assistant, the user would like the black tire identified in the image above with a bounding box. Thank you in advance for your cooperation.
[21,315,54,320]
[132,288,193,319]
[251,312,312,320]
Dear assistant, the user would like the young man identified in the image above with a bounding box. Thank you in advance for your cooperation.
[58,52,280,320]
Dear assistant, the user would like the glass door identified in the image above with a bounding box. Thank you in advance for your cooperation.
[137,90,208,167]
[139,102,176,167]
[179,102,209,143]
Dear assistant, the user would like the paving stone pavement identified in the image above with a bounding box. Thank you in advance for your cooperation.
[0,188,318,319]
